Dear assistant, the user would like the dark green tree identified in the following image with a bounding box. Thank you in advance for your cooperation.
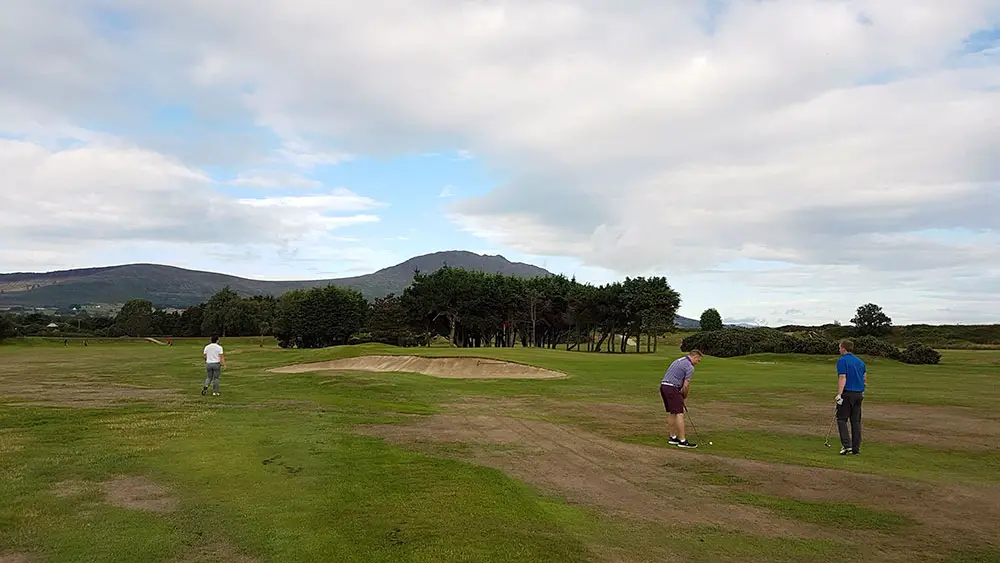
[0,315,14,342]
[700,308,724,331]
[180,305,205,337]
[116,299,154,337]
[201,286,242,337]
[851,303,892,337]
[273,285,368,348]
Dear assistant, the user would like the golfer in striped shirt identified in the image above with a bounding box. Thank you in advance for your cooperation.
[659,350,702,448]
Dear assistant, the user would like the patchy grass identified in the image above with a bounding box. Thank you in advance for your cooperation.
[731,493,912,532]
[1,339,998,561]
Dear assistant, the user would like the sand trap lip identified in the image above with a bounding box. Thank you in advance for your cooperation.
[269,355,567,380]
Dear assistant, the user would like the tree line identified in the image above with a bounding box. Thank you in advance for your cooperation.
[101,266,683,352]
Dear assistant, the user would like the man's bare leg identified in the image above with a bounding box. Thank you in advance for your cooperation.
[668,413,686,442]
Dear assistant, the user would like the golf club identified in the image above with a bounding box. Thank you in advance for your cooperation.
[684,406,710,446]
[823,405,837,447]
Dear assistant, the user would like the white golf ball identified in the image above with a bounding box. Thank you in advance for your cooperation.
[709,441,713,445]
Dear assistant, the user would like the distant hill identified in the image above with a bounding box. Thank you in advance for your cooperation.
[675,316,700,329]
[0,251,551,308]
[0,249,700,328]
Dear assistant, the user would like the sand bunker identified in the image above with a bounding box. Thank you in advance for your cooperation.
[270,355,566,380]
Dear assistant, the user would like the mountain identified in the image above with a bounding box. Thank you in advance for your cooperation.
[674,316,700,329]
[0,251,552,309]
[0,249,701,328]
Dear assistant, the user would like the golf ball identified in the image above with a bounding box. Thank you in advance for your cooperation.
[709,441,713,445]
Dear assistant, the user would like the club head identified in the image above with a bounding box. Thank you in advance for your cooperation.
[824,441,831,447]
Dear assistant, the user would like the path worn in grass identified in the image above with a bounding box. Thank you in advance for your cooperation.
[358,397,1000,562]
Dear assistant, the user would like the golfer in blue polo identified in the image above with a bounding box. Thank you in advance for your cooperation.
[659,350,702,448]
[835,339,867,455]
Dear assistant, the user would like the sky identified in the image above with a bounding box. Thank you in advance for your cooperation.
[1,1,999,326]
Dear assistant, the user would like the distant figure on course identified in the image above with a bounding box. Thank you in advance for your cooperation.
[835,339,866,455]
[659,350,702,448]
[202,336,226,396]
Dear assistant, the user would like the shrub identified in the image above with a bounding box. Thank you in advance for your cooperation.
[681,327,800,357]
[795,337,839,355]
[852,335,901,360]
[899,341,942,365]
[681,328,941,364]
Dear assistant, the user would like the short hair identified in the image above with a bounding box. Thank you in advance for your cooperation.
[687,349,703,358]
[211,335,219,343]
[839,339,854,352]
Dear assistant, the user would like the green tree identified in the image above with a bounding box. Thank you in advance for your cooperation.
[116,299,154,337]
[365,294,425,346]
[180,305,205,337]
[851,303,892,337]
[273,285,368,348]
[201,286,243,337]
[0,315,14,342]
[700,308,724,331]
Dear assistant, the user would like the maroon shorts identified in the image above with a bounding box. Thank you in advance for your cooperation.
[660,384,685,414]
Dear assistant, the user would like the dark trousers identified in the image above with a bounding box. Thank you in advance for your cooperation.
[837,390,863,452]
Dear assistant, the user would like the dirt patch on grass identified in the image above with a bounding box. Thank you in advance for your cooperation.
[0,554,33,563]
[101,475,178,513]
[51,479,90,498]
[508,395,1000,452]
[270,355,567,379]
[174,542,258,563]
[713,455,1000,547]
[0,380,182,408]
[359,412,841,542]
[360,398,1000,559]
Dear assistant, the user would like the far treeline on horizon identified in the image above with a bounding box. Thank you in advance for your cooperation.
[1,251,997,362]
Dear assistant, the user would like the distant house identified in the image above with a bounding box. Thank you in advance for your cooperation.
[46,322,59,329]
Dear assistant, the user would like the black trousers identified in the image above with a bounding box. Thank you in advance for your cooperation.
[837,390,864,452]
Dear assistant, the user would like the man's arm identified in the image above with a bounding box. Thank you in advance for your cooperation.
[836,357,846,398]
[220,350,226,368]
[681,379,690,398]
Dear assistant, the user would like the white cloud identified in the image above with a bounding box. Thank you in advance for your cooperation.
[228,171,323,189]
[0,139,382,272]
[2,1,999,320]
[438,185,457,198]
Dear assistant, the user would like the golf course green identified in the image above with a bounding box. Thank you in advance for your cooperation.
[1,337,998,562]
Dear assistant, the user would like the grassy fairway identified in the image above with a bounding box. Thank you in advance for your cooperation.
[1,338,999,562]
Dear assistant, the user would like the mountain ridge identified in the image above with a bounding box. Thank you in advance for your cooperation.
[0,250,701,328]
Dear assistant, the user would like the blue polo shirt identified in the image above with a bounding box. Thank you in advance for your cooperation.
[837,353,866,392]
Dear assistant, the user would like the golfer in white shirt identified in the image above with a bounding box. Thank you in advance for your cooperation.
[202,336,226,396]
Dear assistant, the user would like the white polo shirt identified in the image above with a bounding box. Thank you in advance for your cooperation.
[204,343,224,364]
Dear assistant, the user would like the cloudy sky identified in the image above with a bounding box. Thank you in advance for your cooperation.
[2,1,998,325]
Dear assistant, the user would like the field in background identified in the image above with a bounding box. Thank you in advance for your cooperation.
[1,338,998,562]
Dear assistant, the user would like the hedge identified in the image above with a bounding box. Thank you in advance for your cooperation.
[680,327,940,364]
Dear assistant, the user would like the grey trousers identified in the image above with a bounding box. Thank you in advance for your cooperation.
[837,390,863,452]
[204,362,221,392]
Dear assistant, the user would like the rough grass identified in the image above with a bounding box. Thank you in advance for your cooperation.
[1,337,998,562]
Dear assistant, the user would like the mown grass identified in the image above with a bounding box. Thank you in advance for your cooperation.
[731,493,912,531]
[622,430,1000,484]
[1,337,998,561]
